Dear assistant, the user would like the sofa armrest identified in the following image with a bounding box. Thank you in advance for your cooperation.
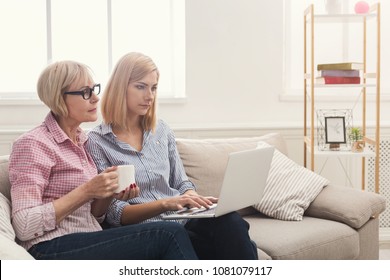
[0,155,11,200]
[305,185,386,229]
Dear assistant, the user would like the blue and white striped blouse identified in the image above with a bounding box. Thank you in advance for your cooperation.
[86,119,196,226]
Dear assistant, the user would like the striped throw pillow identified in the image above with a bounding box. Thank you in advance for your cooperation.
[253,141,329,221]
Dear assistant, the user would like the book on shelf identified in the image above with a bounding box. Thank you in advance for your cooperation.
[319,70,360,77]
[317,62,364,71]
[315,76,361,84]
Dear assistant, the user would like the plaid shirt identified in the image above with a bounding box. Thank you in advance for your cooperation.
[9,112,102,250]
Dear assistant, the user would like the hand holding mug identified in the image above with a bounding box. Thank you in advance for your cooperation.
[114,183,140,200]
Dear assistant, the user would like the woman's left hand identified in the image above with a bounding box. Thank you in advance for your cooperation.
[114,183,140,201]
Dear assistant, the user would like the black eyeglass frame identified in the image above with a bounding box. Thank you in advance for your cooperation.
[64,84,101,100]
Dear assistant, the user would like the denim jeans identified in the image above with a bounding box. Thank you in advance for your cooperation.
[184,212,258,260]
[28,221,198,260]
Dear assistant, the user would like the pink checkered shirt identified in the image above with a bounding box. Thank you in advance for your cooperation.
[9,112,102,250]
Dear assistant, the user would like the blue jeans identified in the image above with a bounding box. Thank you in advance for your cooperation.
[184,212,258,260]
[28,221,197,260]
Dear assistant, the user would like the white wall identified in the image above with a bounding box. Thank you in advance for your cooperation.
[0,0,388,161]
[165,0,293,127]
[0,0,296,129]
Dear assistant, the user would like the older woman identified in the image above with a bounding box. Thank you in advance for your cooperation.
[87,52,258,259]
[9,60,197,260]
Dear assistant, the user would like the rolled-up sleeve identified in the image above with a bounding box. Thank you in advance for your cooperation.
[105,199,128,227]
[12,203,56,241]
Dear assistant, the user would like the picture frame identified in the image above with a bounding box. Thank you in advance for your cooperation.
[325,116,346,144]
[316,109,352,151]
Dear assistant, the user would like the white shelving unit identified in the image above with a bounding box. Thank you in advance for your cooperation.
[303,3,381,193]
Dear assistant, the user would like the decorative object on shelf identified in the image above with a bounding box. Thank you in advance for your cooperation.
[349,127,364,152]
[316,63,362,84]
[325,116,346,145]
[316,109,353,151]
[317,62,364,71]
[354,1,369,14]
[324,0,342,14]
[320,70,360,77]
[316,76,361,84]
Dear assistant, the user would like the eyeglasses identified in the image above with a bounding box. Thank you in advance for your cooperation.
[64,84,101,100]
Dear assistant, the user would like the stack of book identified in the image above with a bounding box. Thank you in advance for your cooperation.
[315,62,363,84]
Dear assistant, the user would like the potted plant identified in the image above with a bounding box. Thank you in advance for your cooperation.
[349,127,364,152]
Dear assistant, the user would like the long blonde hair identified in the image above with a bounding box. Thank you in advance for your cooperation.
[101,52,159,132]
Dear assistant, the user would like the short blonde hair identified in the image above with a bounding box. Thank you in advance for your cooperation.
[37,60,93,117]
[101,52,159,132]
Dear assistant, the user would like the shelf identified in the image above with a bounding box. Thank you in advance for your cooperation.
[305,13,377,23]
[304,74,378,88]
[307,84,376,88]
[306,146,375,158]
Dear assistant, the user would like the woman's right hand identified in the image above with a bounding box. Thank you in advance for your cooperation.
[82,166,119,199]
[161,194,216,212]
[114,183,140,201]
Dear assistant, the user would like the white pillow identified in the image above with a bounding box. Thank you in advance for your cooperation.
[0,234,34,260]
[253,141,329,221]
[0,193,16,241]
[0,194,35,260]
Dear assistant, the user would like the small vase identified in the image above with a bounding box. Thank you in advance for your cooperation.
[324,0,342,14]
[351,140,364,152]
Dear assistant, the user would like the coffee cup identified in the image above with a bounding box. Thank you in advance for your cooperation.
[116,165,135,193]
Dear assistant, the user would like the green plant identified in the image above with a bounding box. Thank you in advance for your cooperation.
[349,127,363,142]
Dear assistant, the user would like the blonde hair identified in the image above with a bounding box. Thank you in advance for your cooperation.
[101,52,159,132]
[37,60,93,117]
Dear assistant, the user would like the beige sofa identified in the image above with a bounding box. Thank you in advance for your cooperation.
[175,133,386,260]
[0,133,386,260]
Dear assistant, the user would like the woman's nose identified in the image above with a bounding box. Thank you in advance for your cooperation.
[145,89,154,99]
[91,93,100,103]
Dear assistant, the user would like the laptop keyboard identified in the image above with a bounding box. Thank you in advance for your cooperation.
[195,206,216,215]
[176,203,218,215]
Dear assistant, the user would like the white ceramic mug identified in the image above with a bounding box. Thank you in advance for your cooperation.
[116,165,135,193]
[324,0,342,14]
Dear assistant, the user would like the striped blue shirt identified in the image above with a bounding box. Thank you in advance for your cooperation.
[86,120,196,226]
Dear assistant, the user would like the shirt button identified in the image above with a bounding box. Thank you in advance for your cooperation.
[34,233,39,237]
[156,141,160,145]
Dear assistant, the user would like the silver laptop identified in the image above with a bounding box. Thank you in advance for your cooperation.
[162,146,274,219]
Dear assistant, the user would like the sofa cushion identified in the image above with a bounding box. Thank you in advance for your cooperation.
[176,133,288,198]
[305,185,386,229]
[0,155,11,200]
[245,213,359,260]
[253,141,329,221]
[0,234,34,260]
[0,193,15,241]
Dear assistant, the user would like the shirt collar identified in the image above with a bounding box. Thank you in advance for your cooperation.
[99,122,152,150]
[99,122,151,139]
[44,112,87,145]
[100,122,114,136]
